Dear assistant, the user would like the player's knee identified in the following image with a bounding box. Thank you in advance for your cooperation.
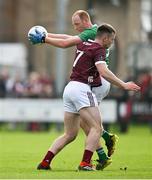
[93,125,102,135]
[65,132,77,143]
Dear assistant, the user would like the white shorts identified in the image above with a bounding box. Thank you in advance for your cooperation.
[63,81,98,113]
[92,78,111,104]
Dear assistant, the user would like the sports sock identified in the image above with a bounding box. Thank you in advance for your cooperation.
[96,147,108,161]
[102,130,111,144]
[81,149,93,164]
[42,151,55,165]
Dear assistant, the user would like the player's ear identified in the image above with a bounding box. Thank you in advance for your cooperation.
[82,18,88,24]
[103,35,108,42]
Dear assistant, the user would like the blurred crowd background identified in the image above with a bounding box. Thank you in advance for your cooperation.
[0,0,151,132]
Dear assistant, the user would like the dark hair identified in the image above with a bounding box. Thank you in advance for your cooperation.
[96,24,116,37]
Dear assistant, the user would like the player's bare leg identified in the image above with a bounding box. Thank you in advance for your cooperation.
[80,115,112,170]
[78,106,101,171]
[37,112,80,170]
[49,112,80,154]
[92,79,119,157]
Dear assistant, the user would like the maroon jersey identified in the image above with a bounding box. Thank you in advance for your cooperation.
[70,40,107,86]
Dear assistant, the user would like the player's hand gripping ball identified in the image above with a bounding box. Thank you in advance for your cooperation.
[28,25,47,45]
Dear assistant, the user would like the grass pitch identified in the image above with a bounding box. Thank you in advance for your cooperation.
[0,125,152,179]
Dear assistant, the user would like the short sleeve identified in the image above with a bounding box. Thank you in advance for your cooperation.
[94,48,107,65]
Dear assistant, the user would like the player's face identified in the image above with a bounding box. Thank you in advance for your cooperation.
[103,33,115,49]
[72,15,86,32]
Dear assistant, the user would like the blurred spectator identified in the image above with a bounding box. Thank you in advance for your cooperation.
[39,72,55,98]
[0,74,6,97]
[22,71,55,99]
[10,74,25,98]
[0,68,9,97]
[3,71,56,99]
[136,69,151,101]
[25,72,42,98]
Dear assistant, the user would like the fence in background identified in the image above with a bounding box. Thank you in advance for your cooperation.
[0,99,117,123]
[0,99,151,124]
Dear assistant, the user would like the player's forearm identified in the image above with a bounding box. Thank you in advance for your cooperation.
[45,37,70,48]
[47,33,73,39]
[99,67,126,89]
[45,35,81,48]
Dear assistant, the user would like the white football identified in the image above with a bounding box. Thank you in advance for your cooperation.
[28,25,47,37]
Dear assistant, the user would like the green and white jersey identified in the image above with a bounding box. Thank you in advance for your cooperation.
[79,24,110,66]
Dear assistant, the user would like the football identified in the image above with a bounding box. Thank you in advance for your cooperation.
[28,26,47,37]
[28,26,47,44]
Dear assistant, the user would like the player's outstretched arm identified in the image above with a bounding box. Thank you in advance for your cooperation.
[47,33,74,39]
[28,26,81,47]
[96,63,141,91]
[45,35,82,48]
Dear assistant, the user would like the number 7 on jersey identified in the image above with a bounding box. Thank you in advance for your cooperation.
[73,50,84,67]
